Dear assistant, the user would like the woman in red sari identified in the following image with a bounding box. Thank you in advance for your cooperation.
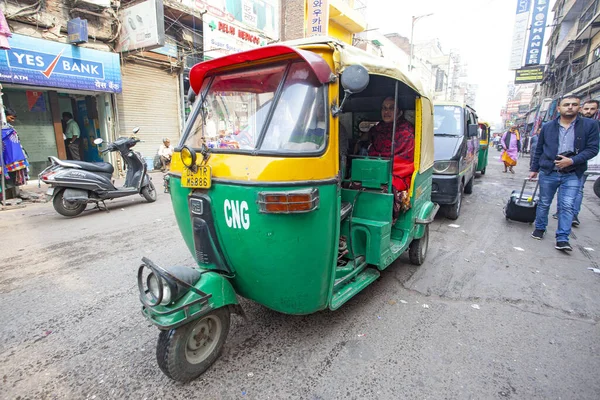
[366,97,415,192]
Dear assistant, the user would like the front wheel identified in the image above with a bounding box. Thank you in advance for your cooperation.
[594,177,600,199]
[409,225,429,266]
[156,308,231,382]
[464,177,474,194]
[480,167,486,175]
[142,181,157,203]
[53,190,86,217]
[444,181,464,220]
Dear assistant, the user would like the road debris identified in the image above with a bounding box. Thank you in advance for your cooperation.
[513,247,524,251]
[400,300,408,304]
[357,334,366,337]
[448,224,460,228]
[471,304,481,310]
[584,247,595,252]
[388,300,397,305]
[247,372,254,377]
[587,267,600,274]
[422,304,430,309]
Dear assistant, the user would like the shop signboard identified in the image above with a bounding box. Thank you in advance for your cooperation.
[524,0,549,66]
[0,34,122,93]
[203,15,266,60]
[116,0,165,52]
[508,0,531,70]
[306,0,329,37]
[514,65,545,84]
[177,0,280,41]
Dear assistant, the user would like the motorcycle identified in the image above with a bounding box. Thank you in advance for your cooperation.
[39,128,157,217]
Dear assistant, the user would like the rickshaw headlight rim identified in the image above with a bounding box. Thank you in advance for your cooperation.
[181,146,197,169]
[147,273,172,305]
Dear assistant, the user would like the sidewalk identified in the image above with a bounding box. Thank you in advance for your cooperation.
[1,170,167,208]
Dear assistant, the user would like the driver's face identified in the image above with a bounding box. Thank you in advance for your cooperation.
[381,98,397,124]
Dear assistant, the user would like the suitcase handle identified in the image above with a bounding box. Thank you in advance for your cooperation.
[519,178,539,202]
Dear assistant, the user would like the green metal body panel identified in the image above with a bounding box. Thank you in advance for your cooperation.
[142,270,238,330]
[170,176,338,315]
[350,159,391,189]
[340,164,434,270]
[477,147,489,172]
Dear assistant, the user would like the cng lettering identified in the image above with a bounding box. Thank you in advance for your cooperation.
[224,199,250,230]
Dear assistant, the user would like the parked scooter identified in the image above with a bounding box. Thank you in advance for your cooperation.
[39,128,157,217]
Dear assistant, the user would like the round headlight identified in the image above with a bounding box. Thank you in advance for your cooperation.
[147,273,173,305]
[181,146,197,169]
[147,273,162,303]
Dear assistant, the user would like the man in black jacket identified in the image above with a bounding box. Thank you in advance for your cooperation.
[529,94,600,251]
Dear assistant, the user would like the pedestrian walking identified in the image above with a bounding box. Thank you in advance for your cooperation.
[529,94,599,251]
[500,127,520,173]
[551,99,599,225]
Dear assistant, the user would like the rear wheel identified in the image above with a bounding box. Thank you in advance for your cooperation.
[594,177,600,199]
[53,190,86,217]
[156,308,230,382]
[480,167,486,175]
[444,181,464,220]
[409,225,429,266]
[142,181,157,202]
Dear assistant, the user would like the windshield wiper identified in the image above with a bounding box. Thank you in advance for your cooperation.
[434,133,460,137]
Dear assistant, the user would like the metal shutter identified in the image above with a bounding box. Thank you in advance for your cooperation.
[117,62,181,159]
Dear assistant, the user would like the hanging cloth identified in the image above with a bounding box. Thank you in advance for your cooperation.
[0,9,12,50]
[2,127,28,174]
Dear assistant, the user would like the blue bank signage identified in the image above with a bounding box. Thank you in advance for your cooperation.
[0,34,122,93]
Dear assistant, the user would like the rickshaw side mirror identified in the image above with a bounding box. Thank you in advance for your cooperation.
[333,65,370,117]
[341,65,370,94]
[468,124,479,137]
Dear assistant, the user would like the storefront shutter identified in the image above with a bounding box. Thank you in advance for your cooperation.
[117,62,181,160]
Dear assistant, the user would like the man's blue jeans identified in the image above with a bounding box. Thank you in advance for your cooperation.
[535,171,581,242]
[554,175,585,217]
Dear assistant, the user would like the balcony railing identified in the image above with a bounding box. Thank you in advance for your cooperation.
[578,0,599,34]
[566,58,600,92]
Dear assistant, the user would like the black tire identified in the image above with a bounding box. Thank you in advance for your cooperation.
[464,177,474,194]
[594,177,600,199]
[156,307,230,382]
[409,225,429,266]
[52,190,86,217]
[444,181,464,220]
[480,167,486,175]
[142,181,157,203]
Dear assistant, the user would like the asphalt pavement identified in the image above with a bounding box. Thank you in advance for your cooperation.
[1,157,599,399]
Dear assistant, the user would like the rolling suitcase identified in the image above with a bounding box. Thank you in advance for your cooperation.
[504,178,539,223]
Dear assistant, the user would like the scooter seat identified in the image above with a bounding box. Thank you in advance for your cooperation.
[68,160,114,174]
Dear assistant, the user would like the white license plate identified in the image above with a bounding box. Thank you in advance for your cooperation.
[46,188,55,196]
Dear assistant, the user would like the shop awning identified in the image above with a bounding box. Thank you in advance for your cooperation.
[189,45,334,95]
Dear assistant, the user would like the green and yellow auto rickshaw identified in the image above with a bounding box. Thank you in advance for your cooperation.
[476,121,491,175]
[137,37,438,382]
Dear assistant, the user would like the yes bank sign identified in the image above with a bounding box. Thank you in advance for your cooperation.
[0,34,122,93]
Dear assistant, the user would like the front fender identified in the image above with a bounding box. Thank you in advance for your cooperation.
[142,270,238,330]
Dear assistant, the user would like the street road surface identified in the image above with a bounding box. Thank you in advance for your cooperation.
[1,157,599,399]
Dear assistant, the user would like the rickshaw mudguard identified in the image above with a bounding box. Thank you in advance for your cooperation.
[142,270,238,330]
[414,201,439,238]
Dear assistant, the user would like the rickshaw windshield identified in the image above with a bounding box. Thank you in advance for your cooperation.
[184,61,327,154]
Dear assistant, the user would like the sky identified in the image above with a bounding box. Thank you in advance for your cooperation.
[365,0,555,127]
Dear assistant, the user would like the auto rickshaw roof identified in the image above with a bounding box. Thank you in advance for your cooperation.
[189,36,429,100]
[189,45,335,95]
